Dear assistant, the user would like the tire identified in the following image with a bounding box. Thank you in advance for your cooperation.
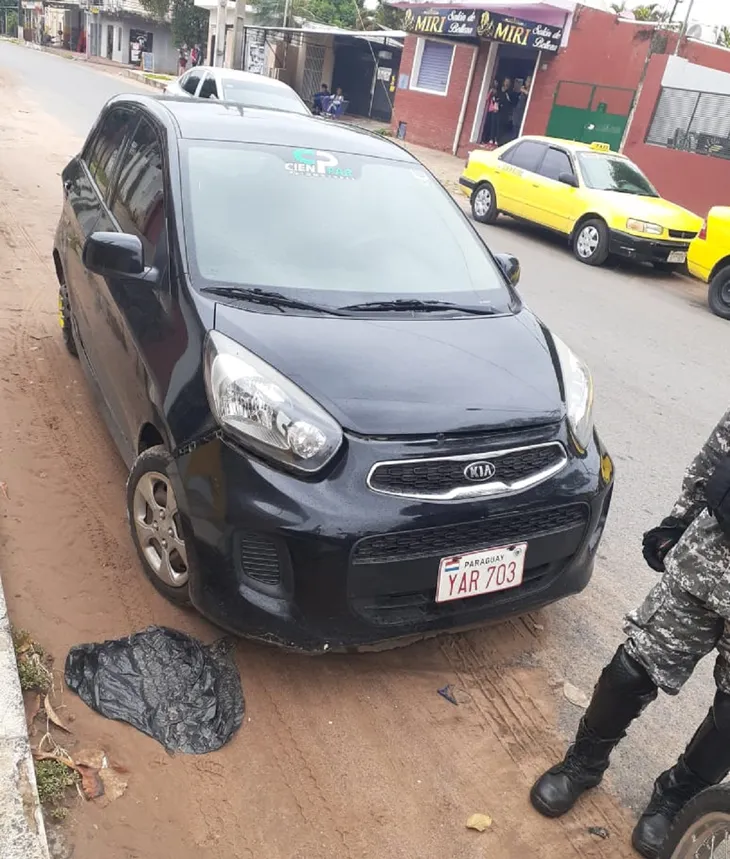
[708,265,730,320]
[658,785,730,859]
[58,281,78,358]
[572,218,610,266]
[470,182,499,225]
[126,445,191,605]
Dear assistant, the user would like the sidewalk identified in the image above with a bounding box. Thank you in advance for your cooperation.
[0,575,50,859]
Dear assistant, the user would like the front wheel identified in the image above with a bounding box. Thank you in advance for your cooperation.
[470,182,499,225]
[127,445,191,605]
[659,785,730,859]
[58,283,78,358]
[708,266,730,320]
[572,219,610,266]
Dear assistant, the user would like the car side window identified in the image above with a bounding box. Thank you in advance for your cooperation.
[82,107,137,200]
[198,74,218,99]
[181,70,201,95]
[498,144,519,165]
[111,118,166,265]
[508,141,547,174]
[539,148,575,182]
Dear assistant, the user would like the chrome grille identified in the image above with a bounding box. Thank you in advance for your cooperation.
[367,442,567,501]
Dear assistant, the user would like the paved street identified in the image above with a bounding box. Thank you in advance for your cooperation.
[1,38,729,859]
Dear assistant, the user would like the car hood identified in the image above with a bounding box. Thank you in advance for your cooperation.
[214,304,564,436]
[602,193,703,230]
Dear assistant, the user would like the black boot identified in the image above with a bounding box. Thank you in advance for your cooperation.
[530,645,657,818]
[632,690,730,859]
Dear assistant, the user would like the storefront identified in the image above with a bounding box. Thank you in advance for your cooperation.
[390,1,572,155]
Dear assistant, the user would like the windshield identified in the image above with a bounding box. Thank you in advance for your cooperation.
[577,153,659,197]
[180,141,513,313]
[219,79,309,114]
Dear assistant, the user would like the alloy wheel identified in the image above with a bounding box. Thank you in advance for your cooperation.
[666,811,730,859]
[132,471,189,588]
[473,187,492,218]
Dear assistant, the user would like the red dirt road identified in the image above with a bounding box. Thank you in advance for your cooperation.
[0,67,634,859]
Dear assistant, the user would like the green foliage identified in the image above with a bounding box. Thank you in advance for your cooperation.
[137,0,170,20]
[171,0,208,47]
[34,760,77,808]
[254,0,369,29]
[718,25,730,48]
[371,0,403,30]
[12,628,51,694]
[632,4,666,21]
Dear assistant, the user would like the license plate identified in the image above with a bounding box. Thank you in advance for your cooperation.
[667,251,686,264]
[436,543,527,603]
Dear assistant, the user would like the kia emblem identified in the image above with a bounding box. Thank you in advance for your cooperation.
[463,461,496,482]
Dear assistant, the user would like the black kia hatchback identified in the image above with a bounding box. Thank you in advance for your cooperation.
[53,94,614,651]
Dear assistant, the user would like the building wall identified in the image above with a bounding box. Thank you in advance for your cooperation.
[390,35,481,153]
[623,51,730,217]
[88,12,176,72]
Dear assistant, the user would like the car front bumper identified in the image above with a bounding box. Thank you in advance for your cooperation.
[609,230,690,264]
[170,425,614,651]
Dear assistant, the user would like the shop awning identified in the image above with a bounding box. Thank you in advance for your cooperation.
[388,0,574,28]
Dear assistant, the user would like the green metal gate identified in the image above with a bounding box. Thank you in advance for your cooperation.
[546,81,636,151]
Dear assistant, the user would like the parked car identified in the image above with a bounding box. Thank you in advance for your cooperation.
[688,206,730,320]
[165,66,310,115]
[460,137,703,269]
[53,95,614,651]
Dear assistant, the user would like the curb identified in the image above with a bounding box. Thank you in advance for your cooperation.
[121,69,168,90]
[0,577,50,859]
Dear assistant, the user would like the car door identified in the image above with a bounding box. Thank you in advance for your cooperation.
[529,146,581,234]
[494,140,548,221]
[101,116,176,452]
[61,105,138,394]
[179,69,203,98]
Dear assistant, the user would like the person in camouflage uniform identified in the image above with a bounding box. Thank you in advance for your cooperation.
[530,408,730,859]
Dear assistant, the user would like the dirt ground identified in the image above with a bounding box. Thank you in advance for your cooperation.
[0,66,636,859]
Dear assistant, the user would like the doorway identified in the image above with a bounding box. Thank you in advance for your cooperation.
[480,43,538,146]
[106,23,113,60]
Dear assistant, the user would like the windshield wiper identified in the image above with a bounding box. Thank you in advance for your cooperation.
[339,299,498,315]
[201,286,347,317]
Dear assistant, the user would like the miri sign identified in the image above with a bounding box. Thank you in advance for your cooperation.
[402,7,564,52]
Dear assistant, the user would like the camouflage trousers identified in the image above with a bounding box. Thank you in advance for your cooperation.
[624,509,730,695]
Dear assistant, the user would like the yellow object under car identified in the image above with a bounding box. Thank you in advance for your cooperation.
[460,136,703,269]
[688,207,730,320]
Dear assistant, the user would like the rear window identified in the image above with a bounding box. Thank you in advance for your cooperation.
[180,141,513,312]
[219,79,309,114]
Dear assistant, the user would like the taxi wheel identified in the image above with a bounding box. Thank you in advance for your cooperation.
[708,266,730,320]
[471,183,498,225]
[573,219,609,266]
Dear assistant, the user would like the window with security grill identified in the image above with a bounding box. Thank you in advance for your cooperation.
[413,39,454,94]
[646,86,730,160]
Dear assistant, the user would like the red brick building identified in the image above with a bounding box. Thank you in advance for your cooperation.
[391,2,730,216]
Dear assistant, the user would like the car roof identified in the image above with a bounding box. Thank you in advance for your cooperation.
[107,94,415,161]
[192,67,295,90]
[517,135,628,157]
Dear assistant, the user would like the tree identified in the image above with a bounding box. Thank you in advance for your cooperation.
[610,2,626,13]
[170,0,208,47]
[253,0,369,29]
[370,0,404,30]
[631,4,666,21]
[718,25,730,48]
[137,0,169,20]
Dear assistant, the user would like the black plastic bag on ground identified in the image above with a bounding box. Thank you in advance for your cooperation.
[65,626,244,754]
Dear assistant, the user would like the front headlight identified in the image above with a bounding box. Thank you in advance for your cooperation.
[552,335,594,453]
[626,218,663,236]
[204,331,343,473]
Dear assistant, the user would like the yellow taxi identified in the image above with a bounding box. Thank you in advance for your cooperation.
[687,207,730,319]
[460,136,703,269]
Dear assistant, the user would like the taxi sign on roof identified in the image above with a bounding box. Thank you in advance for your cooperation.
[589,142,611,152]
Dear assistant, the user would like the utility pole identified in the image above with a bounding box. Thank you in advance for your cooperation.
[282,0,291,28]
[673,0,695,54]
[232,0,245,69]
[214,0,227,67]
[17,0,22,40]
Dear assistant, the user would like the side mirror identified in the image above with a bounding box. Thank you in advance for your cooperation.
[495,253,520,287]
[83,231,145,278]
[558,172,579,188]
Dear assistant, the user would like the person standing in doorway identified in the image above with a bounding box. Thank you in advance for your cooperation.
[483,79,500,146]
[530,407,730,859]
[495,78,517,145]
[512,75,532,139]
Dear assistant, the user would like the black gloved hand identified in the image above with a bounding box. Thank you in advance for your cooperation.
[642,517,688,572]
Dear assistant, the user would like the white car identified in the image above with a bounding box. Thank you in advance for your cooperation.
[165,67,310,115]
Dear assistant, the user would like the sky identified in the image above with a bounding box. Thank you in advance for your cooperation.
[666,0,726,26]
